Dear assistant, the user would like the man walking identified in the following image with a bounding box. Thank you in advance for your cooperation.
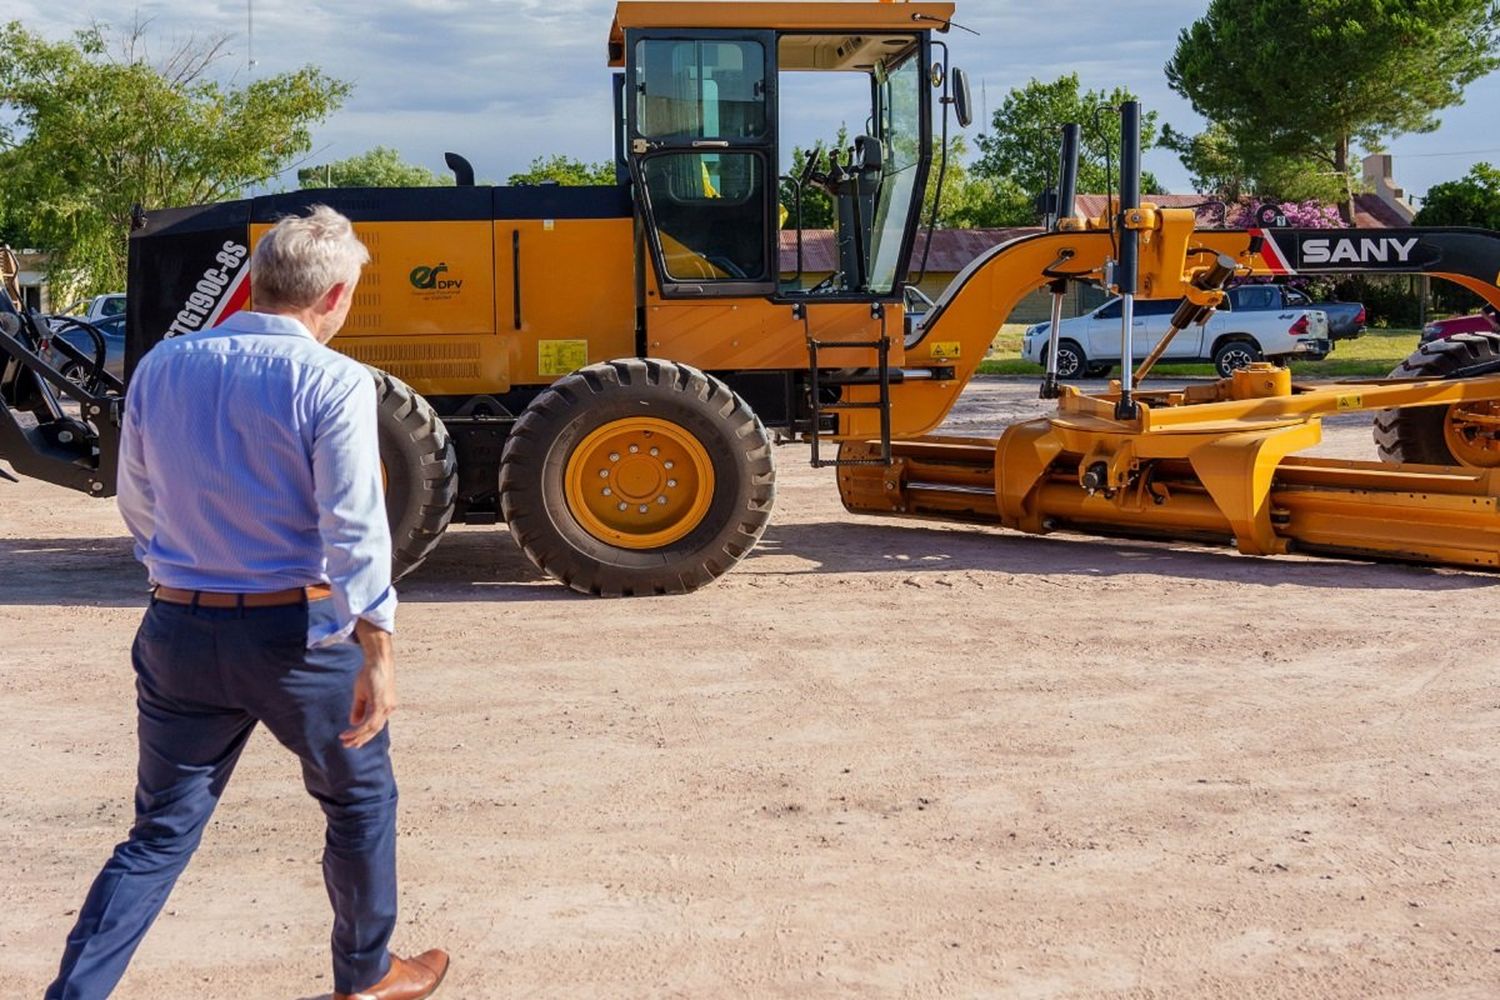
[47,206,448,1000]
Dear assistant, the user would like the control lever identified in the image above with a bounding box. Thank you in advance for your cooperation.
[823,148,848,193]
[1132,253,1240,387]
[798,148,822,189]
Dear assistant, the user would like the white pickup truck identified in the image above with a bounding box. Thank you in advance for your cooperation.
[60,293,126,323]
[1021,294,1332,379]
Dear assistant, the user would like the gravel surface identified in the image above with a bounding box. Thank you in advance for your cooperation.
[3,377,1498,998]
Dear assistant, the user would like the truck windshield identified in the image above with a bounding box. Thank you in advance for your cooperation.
[776,33,926,298]
[866,51,922,295]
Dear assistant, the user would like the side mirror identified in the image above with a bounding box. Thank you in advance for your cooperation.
[854,135,884,173]
[951,68,974,129]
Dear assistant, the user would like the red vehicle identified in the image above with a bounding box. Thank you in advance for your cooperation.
[1420,303,1500,343]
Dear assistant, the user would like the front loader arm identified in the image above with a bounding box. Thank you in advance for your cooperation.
[840,221,1500,444]
[865,229,1121,440]
[0,312,123,497]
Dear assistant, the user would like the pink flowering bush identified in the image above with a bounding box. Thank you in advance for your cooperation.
[1227,199,1345,229]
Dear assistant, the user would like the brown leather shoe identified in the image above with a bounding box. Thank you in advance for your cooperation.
[334,949,450,1000]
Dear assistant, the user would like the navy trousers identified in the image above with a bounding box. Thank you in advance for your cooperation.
[46,598,398,998]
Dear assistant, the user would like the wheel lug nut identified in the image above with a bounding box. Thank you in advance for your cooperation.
[629,445,639,454]
[667,479,678,488]
[664,461,674,470]
[657,496,668,505]
[609,453,620,462]
[650,448,659,457]
[638,505,649,513]
[598,469,609,478]
[602,488,612,496]
[617,502,628,511]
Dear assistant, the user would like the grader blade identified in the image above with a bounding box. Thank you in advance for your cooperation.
[839,365,1500,570]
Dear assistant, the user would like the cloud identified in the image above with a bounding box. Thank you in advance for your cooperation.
[10,0,1499,196]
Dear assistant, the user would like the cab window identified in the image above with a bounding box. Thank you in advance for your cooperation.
[641,152,768,281]
[1232,286,1276,311]
[637,40,767,139]
[1136,299,1179,317]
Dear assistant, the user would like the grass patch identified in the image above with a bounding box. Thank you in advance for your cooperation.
[979,326,1422,379]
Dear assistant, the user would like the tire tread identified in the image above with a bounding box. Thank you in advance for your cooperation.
[499,359,775,596]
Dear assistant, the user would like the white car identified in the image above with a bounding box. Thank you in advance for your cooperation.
[1021,293,1332,379]
[59,293,126,323]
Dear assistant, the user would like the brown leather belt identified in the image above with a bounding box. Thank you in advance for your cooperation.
[152,584,332,608]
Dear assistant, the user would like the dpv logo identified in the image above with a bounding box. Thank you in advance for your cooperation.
[410,263,462,291]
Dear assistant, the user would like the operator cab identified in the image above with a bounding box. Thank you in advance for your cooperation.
[612,3,954,304]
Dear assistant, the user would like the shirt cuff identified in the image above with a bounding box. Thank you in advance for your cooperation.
[309,585,398,648]
[358,586,398,634]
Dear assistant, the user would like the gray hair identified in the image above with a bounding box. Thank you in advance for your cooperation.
[251,205,370,310]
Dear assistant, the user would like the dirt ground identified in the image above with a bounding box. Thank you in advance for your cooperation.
[3,377,1499,999]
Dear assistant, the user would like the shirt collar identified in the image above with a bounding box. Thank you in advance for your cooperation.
[218,310,318,341]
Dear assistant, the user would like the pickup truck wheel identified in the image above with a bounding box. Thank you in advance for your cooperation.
[1213,338,1262,378]
[1050,340,1086,379]
[59,360,89,386]
[1374,332,1500,466]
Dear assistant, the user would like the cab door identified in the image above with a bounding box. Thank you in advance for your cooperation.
[626,32,778,299]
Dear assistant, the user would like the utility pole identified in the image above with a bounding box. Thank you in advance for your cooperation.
[248,0,258,73]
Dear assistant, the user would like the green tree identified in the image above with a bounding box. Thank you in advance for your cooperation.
[1158,120,1333,206]
[0,188,26,249]
[507,155,616,186]
[973,73,1162,224]
[922,135,1033,229]
[299,146,452,189]
[1166,0,1500,222]
[1416,163,1500,229]
[0,21,349,297]
[1157,121,1255,203]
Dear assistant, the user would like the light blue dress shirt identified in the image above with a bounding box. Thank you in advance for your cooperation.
[117,311,396,647]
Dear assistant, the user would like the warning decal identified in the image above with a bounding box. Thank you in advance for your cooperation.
[538,340,589,377]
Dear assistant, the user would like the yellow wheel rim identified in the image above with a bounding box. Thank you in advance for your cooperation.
[564,416,716,549]
[1443,401,1500,467]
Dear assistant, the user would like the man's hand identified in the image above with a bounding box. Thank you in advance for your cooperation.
[341,619,397,749]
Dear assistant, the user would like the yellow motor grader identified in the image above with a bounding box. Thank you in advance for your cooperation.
[3,1,1500,593]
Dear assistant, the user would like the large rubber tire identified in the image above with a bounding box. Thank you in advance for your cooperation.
[372,368,458,581]
[499,359,775,596]
[1373,332,1500,465]
[1213,337,1263,378]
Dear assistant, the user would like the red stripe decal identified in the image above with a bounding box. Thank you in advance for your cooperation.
[206,267,251,328]
[1251,228,1295,275]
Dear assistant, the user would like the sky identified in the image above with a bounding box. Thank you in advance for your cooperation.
[13,0,1500,202]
